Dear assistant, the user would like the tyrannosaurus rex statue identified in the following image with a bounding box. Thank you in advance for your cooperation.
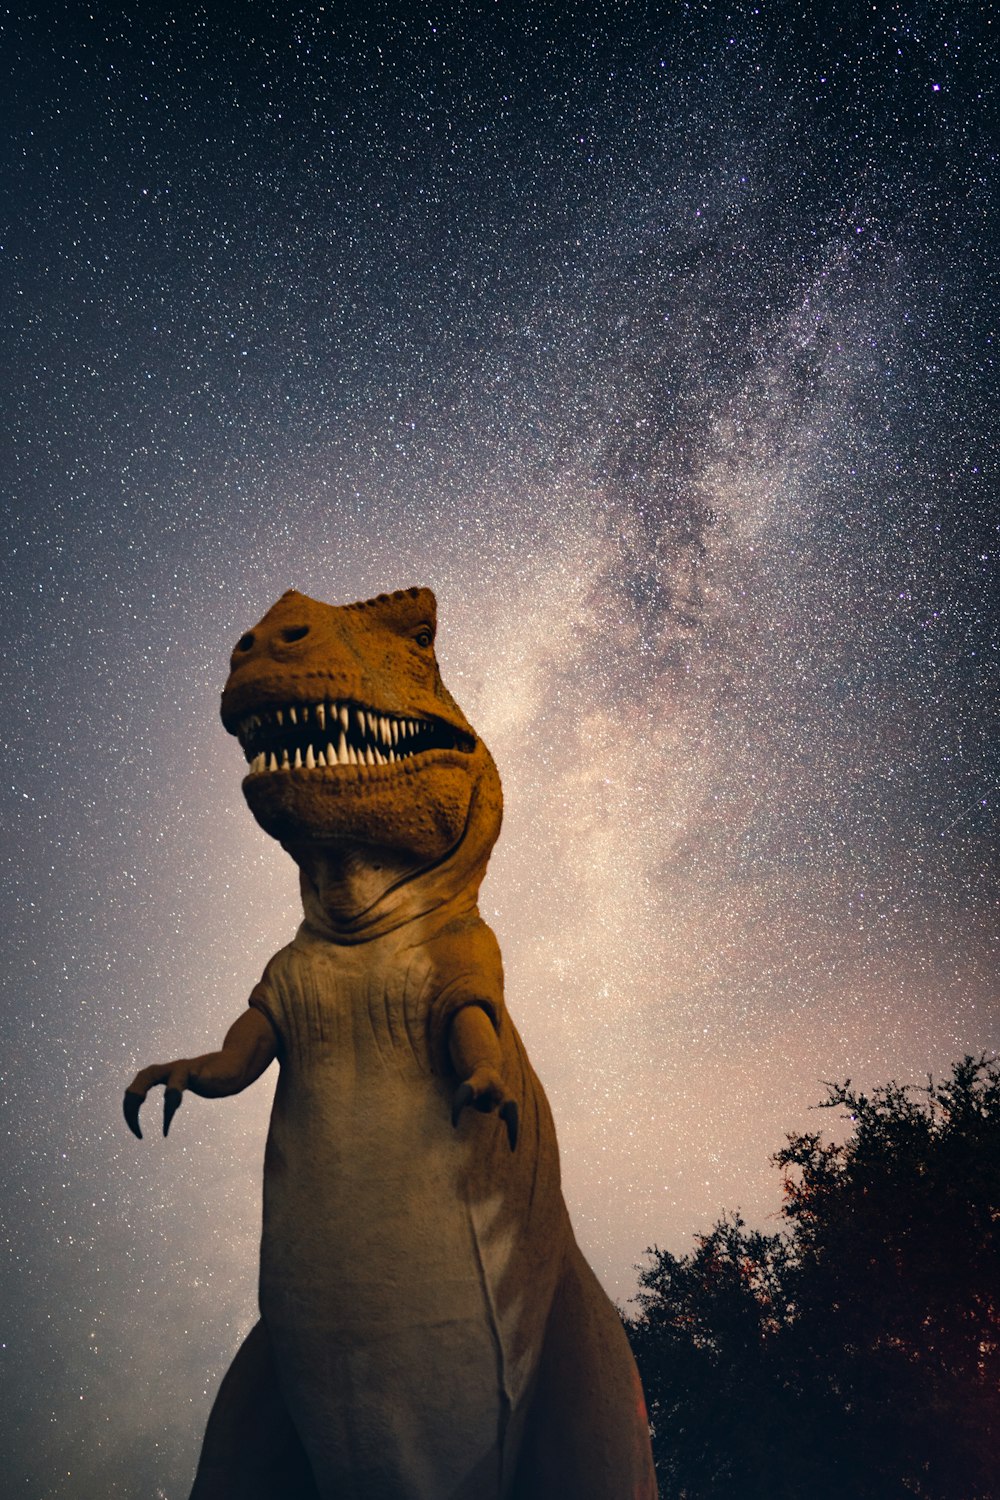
[125,586,658,1500]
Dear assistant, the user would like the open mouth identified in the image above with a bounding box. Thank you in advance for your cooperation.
[237,700,475,775]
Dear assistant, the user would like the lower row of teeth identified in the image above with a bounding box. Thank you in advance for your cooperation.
[248,738,409,774]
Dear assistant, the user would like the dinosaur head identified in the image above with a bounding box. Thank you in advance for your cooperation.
[220,588,501,877]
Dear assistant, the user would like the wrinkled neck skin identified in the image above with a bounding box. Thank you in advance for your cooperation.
[283,773,501,946]
[292,840,432,927]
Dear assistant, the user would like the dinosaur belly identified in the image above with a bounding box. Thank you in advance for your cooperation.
[260,1065,509,1500]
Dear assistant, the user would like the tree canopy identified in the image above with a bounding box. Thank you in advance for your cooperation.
[625,1056,1000,1500]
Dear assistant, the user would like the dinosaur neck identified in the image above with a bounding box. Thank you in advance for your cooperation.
[294,842,429,927]
[289,769,502,945]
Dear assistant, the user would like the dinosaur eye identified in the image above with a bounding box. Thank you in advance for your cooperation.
[414,627,433,648]
[281,625,310,643]
[236,632,255,652]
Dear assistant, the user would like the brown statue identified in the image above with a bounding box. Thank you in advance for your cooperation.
[125,587,657,1500]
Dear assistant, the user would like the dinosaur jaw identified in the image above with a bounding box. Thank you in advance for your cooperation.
[235,697,475,773]
[236,696,481,859]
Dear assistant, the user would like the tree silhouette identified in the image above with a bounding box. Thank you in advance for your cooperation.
[626,1056,1000,1499]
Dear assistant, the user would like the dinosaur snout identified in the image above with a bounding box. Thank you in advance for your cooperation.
[229,592,317,671]
[232,620,311,662]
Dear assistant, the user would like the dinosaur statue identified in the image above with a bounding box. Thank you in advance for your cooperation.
[124,586,658,1500]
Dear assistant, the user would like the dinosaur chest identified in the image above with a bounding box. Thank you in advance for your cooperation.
[265,940,439,1083]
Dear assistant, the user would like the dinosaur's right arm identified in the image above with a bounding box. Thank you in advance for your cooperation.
[123,1007,277,1139]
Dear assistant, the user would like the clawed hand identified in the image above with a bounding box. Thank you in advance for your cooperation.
[451,1066,519,1151]
[123,1061,192,1139]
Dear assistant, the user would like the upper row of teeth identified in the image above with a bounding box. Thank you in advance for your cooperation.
[239,703,428,744]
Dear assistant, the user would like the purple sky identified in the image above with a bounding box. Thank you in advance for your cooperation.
[2,5,996,1494]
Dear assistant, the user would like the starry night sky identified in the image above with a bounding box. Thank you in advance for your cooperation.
[2,3,997,1495]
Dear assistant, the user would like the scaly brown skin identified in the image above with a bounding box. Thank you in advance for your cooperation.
[124,587,657,1500]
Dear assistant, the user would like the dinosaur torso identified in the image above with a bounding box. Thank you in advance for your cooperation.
[251,913,565,1497]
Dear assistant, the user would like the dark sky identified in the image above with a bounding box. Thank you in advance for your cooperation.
[2,3,997,1495]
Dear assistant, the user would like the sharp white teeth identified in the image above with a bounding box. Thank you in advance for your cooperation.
[327,740,337,766]
[290,707,298,725]
[340,704,350,731]
[305,745,315,769]
[336,733,348,764]
[276,709,284,727]
[250,753,263,773]
[364,711,376,737]
[316,748,327,767]
[378,716,388,744]
[373,747,385,765]
[347,744,358,765]
[391,719,400,744]
[281,749,290,768]
[364,746,375,765]
[294,747,303,768]
[269,752,278,771]
[316,703,326,731]
[355,708,366,735]
[387,749,396,763]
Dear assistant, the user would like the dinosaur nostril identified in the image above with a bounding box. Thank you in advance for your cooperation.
[281,625,310,643]
[236,632,255,652]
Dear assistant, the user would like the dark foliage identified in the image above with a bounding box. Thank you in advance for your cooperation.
[625,1056,1000,1499]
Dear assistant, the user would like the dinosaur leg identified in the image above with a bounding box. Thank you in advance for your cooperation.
[511,1243,658,1500]
[189,1319,320,1500]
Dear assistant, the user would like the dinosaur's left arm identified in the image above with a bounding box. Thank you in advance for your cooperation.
[449,1004,519,1151]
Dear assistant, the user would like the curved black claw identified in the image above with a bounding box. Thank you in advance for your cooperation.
[451,1081,474,1128]
[163,1088,183,1137]
[500,1100,519,1152]
[123,1091,144,1140]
